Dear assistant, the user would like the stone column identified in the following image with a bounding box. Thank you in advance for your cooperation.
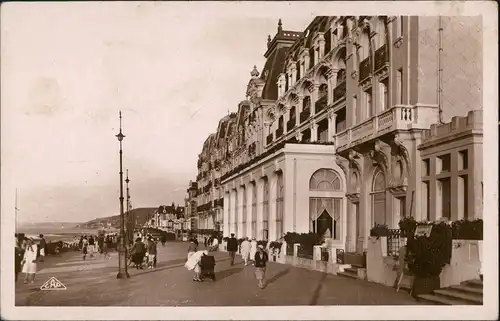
[232,188,238,236]
[319,34,325,59]
[327,110,337,142]
[304,51,310,71]
[328,70,338,105]
[297,97,303,119]
[311,122,319,142]
[256,178,264,240]
[283,107,289,134]
[310,84,319,115]
[291,64,297,87]
[269,172,278,241]
[246,184,253,237]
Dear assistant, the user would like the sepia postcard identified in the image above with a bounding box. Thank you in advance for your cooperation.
[1,1,498,320]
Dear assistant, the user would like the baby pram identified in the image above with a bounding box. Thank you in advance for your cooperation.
[199,254,216,281]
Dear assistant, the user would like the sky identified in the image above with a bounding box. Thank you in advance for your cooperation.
[1,2,314,224]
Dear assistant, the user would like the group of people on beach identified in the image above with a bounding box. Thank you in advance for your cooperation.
[184,233,269,289]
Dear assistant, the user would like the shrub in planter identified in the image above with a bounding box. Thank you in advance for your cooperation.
[399,216,417,238]
[407,221,452,297]
[283,232,301,246]
[222,237,229,242]
[370,224,390,237]
[296,232,323,259]
[269,241,282,256]
[452,219,483,240]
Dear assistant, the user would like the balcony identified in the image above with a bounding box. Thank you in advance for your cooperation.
[287,118,296,131]
[335,105,439,151]
[300,109,310,123]
[374,44,389,71]
[315,95,328,113]
[276,127,284,139]
[333,81,346,102]
[266,133,273,145]
[359,57,371,82]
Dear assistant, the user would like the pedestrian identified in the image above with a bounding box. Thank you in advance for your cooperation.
[79,236,83,250]
[146,237,157,269]
[88,235,95,258]
[184,250,208,282]
[161,234,166,246]
[132,237,146,269]
[240,237,251,266]
[82,236,88,260]
[226,233,238,265]
[98,234,105,255]
[38,234,47,262]
[249,238,258,265]
[187,238,198,261]
[102,236,111,259]
[21,238,38,284]
[15,236,24,283]
[204,237,208,248]
[210,235,219,252]
[254,244,269,289]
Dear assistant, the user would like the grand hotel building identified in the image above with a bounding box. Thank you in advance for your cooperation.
[187,16,482,257]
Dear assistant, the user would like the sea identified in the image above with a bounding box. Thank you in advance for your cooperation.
[16,225,117,243]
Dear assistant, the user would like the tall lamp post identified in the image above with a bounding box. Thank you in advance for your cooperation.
[125,169,131,244]
[115,111,129,279]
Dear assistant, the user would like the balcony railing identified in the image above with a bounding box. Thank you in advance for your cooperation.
[300,109,310,123]
[266,133,273,145]
[276,127,284,138]
[315,95,328,113]
[333,81,346,102]
[374,44,389,71]
[287,118,296,131]
[359,57,371,82]
[335,105,439,151]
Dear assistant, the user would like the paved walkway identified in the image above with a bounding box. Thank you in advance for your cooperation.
[15,242,419,306]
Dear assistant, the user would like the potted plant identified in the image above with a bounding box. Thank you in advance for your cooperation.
[370,224,390,238]
[406,221,452,297]
[399,216,417,238]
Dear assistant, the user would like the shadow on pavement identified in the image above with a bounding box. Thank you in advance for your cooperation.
[308,272,327,306]
[129,256,231,278]
[215,267,243,281]
[266,267,291,285]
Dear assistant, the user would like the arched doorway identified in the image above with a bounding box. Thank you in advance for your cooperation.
[309,168,343,240]
[371,168,387,226]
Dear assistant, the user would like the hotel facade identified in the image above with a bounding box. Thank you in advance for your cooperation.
[187,16,483,258]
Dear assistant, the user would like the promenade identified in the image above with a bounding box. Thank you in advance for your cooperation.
[15,242,419,306]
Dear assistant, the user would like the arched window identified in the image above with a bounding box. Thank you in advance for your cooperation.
[360,30,371,61]
[310,169,342,191]
[371,168,387,226]
[276,172,284,239]
[263,178,269,240]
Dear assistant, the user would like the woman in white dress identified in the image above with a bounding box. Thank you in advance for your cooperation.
[240,237,252,266]
[249,238,258,265]
[22,238,38,284]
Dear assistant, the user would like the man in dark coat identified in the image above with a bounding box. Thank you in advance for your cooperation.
[226,233,238,266]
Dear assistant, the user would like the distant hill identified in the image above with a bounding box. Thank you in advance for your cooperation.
[78,207,158,229]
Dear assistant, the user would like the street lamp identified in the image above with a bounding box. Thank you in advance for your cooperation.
[115,111,129,279]
[125,169,131,244]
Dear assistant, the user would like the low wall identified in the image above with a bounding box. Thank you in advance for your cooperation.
[440,240,482,288]
[367,237,482,289]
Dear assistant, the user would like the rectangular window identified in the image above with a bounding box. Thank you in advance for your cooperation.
[437,177,451,220]
[364,89,373,119]
[398,197,407,218]
[396,68,403,105]
[459,175,469,220]
[437,154,451,173]
[422,159,430,177]
[380,78,389,111]
[422,181,430,220]
[372,192,386,226]
[459,150,469,170]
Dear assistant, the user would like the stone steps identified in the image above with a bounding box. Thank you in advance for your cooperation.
[417,279,483,305]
